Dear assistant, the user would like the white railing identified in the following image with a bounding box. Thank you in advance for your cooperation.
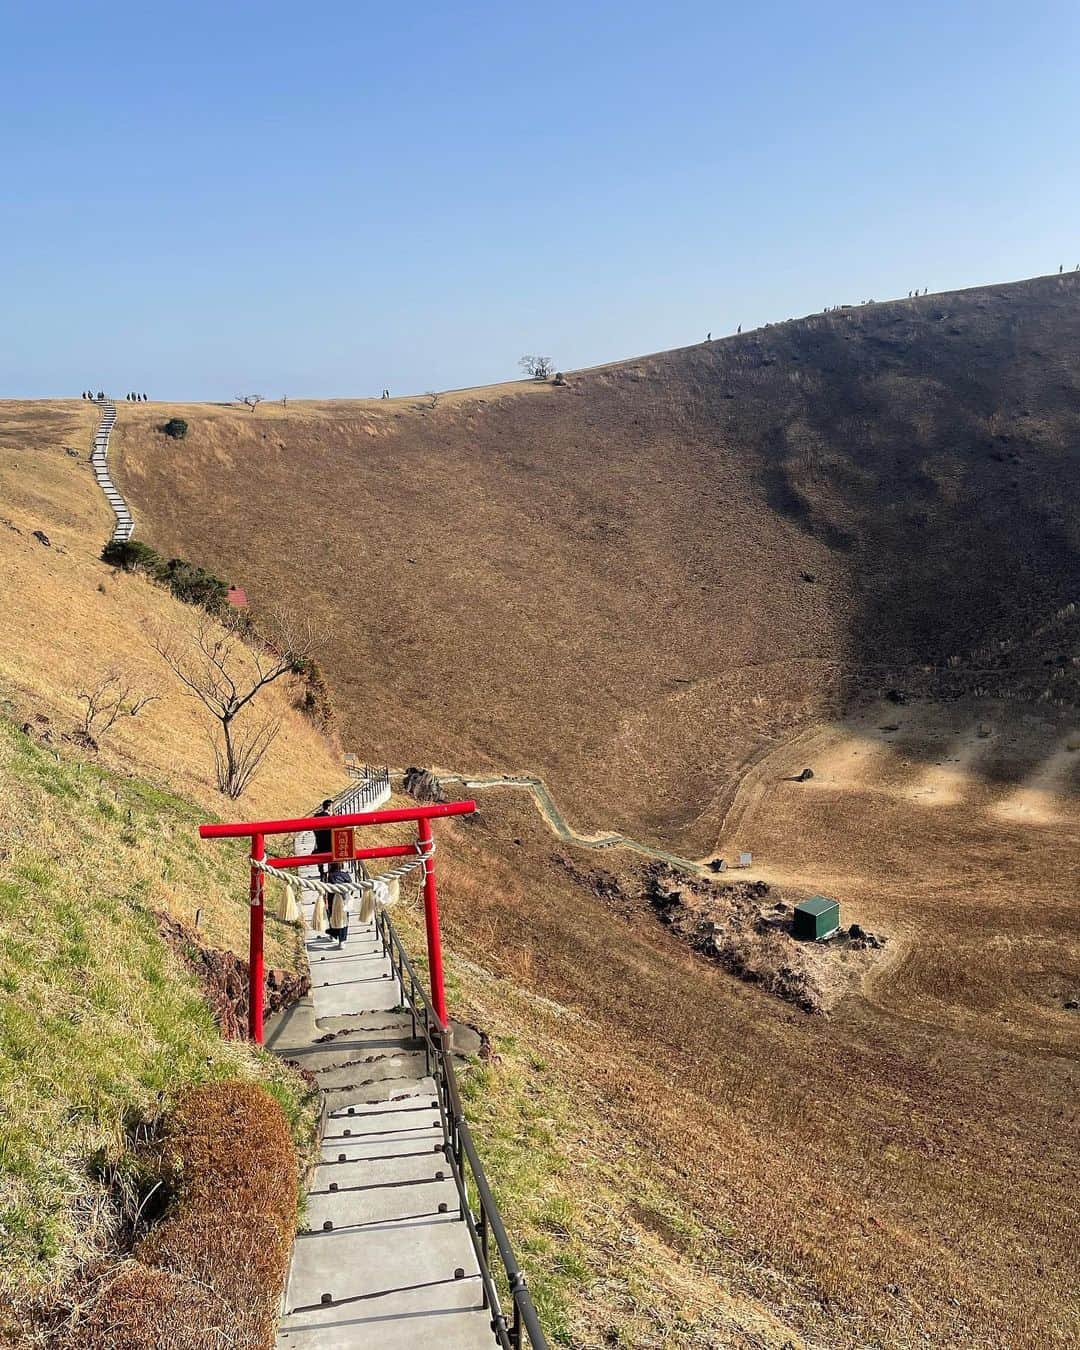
[332,764,391,815]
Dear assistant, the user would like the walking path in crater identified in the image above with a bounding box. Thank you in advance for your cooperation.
[411,769,713,877]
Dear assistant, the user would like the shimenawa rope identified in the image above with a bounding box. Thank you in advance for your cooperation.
[252,838,434,926]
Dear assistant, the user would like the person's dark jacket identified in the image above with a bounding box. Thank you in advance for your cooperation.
[312,807,332,856]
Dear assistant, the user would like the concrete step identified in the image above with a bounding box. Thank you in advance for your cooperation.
[310,946,390,975]
[320,1116,442,1152]
[317,1052,430,1096]
[290,1037,423,1073]
[302,1183,461,1233]
[324,1072,439,1112]
[312,975,403,1018]
[315,1011,417,1036]
[328,1094,441,1123]
[312,1147,449,1191]
[277,1222,493,1349]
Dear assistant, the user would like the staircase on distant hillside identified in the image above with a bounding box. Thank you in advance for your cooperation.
[89,398,134,543]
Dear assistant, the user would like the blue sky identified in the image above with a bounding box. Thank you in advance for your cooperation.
[2,1,1077,399]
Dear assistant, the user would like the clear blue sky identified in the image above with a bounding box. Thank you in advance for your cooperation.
[2,1,1077,399]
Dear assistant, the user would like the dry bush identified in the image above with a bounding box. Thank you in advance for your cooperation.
[75,667,159,744]
[45,1082,298,1350]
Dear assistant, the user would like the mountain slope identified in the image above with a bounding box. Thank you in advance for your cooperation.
[9,277,1080,1346]
[113,272,1080,852]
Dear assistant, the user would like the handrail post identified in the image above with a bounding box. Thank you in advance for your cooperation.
[480,1206,490,1308]
[249,832,265,1044]
[418,816,448,1025]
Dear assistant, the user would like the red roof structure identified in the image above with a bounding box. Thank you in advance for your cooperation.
[227,585,248,608]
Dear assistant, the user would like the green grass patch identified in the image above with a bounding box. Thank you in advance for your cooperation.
[0,716,314,1298]
[456,1054,584,1344]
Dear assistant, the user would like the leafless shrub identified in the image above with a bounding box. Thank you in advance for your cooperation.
[519,355,555,380]
[76,669,160,743]
[237,394,263,412]
[150,611,319,798]
[208,712,280,799]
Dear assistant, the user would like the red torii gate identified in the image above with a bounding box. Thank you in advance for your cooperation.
[198,799,476,1044]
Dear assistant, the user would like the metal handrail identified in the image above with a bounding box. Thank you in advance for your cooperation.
[374,907,548,1350]
[331,766,390,817]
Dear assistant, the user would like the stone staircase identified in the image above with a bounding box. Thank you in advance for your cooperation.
[269,909,498,1349]
[88,398,134,542]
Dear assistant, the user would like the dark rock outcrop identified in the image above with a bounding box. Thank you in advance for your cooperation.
[156,912,310,1040]
[402,766,445,803]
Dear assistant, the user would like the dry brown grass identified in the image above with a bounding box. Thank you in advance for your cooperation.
[0,399,343,826]
[111,273,1080,854]
[423,700,1080,1348]
[39,1081,298,1350]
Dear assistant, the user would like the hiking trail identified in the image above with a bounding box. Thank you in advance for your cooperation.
[412,769,713,877]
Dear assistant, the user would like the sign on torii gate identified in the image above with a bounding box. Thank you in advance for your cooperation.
[198,799,476,1044]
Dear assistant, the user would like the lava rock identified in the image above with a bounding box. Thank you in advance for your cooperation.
[402,766,445,803]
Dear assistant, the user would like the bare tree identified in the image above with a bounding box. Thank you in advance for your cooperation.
[150,612,318,798]
[425,390,440,410]
[76,668,159,744]
[519,355,555,380]
[237,394,264,412]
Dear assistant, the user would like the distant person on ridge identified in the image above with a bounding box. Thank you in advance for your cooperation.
[312,798,334,879]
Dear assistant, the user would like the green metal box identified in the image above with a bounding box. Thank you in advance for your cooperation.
[793,895,840,941]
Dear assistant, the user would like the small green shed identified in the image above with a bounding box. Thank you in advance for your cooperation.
[793,895,840,941]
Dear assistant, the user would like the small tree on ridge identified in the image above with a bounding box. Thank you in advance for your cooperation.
[519,355,555,380]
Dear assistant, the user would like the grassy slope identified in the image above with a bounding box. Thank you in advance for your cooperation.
[103,278,1080,1345]
[0,399,343,826]
[385,890,805,1349]
[112,273,1080,852]
[0,401,336,1307]
[424,765,1078,1349]
[0,718,315,1301]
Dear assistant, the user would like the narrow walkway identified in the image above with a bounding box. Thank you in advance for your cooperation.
[88,399,134,542]
[270,909,494,1349]
[412,769,712,877]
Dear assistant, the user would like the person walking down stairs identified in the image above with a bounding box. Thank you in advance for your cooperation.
[325,864,353,948]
